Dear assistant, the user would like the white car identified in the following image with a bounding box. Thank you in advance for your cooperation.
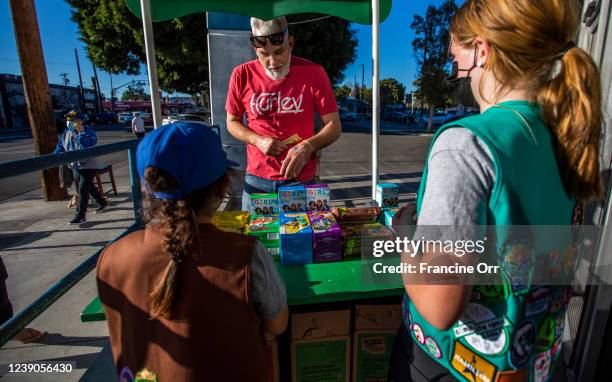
[118,112,133,124]
[418,112,455,131]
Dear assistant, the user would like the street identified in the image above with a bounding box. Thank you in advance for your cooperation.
[0,124,137,202]
[0,120,431,203]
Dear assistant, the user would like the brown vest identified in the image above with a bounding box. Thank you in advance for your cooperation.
[97,223,267,381]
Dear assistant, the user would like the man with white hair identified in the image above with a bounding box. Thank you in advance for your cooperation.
[226,16,341,210]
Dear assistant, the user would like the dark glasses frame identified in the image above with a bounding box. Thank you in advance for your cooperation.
[249,27,288,48]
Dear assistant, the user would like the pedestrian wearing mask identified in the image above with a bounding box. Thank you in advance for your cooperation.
[54,116,109,225]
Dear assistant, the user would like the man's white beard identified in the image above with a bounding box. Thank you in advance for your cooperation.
[264,55,291,80]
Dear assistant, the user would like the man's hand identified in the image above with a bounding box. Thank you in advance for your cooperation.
[280,141,314,179]
[256,136,289,157]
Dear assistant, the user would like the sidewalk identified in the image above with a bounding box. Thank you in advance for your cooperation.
[0,158,135,381]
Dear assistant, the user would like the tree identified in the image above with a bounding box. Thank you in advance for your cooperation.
[288,14,358,85]
[67,0,208,100]
[121,84,149,101]
[411,0,458,131]
[66,2,358,99]
[380,78,406,105]
[334,84,351,101]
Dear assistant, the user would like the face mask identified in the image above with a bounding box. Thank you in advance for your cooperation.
[66,121,75,130]
[446,46,480,108]
[447,77,478,108]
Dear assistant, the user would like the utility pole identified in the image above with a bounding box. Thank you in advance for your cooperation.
[91,62,102,112]
[109,73,115,113]
[360,64,365,102]
[74,48,85,112]
[60,73,69,86]
[9,0,66,201]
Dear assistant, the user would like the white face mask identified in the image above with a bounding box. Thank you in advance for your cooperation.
[66,121,75,129]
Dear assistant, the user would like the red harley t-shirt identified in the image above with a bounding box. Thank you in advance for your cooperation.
[225,56,338,181]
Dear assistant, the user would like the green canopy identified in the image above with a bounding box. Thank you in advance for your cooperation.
[125,0,391,24]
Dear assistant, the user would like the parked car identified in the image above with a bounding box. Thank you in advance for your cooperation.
[88,112,117,125]
[382,111,409,123]
[162,113,210,125]
[418,112,455,131]
[161,113,218,135]
[339,109,358,121]
[118,112,133,124]
[139,112,153,124]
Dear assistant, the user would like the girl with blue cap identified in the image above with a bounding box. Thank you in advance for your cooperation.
[96,122,288,381]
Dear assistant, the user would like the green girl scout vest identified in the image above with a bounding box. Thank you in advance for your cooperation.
[404,101,578,382]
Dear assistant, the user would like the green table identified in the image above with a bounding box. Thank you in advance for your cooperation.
[81,258,404,322]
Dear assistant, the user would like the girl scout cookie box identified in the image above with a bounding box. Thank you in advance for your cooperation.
[278,186,307,213]
[305,184,331,211]
[212,211,250,233]
[250,193,279,216]
[291,310,351,382]
[246,217,281,259]
[381,207,399,226]
[308,211,341,263]
[280,213,313,264]
[332,207,381,225]
[353,305,402,382]
[375,183,399,208]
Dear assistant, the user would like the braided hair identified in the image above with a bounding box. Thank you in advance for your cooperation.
[143,167,227,318]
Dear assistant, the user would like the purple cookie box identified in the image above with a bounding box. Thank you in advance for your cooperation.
[308,211,341,250]
[314,248,342,263]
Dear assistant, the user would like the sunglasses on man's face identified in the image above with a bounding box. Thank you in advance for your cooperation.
[249,27,288,48]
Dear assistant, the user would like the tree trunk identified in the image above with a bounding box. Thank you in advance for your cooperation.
[426,106,435,133]
[9,0,67,201]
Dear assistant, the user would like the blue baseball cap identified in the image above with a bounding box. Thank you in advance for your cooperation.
[137,122,237,199]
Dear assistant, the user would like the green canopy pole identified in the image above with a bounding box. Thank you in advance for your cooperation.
[371,0,380,203]
[139,0,163,128]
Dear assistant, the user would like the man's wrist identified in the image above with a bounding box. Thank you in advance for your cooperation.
[302,139,315,153]
[251,134,264,147]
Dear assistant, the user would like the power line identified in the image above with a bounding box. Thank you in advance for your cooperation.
[288,15,333,25]
[0,58,74,66]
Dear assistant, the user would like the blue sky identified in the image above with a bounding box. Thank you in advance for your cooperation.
[0,0,446,98]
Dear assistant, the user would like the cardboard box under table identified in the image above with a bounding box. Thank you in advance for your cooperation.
[353,305,402,382]
[291,310,351,382]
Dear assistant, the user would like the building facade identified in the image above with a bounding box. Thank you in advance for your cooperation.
[0,74,100,130]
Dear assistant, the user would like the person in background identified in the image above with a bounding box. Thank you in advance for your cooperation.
[131,112,145,138]
[97,122,288,381]
[54,117,109,225]
[389,0,603,381]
